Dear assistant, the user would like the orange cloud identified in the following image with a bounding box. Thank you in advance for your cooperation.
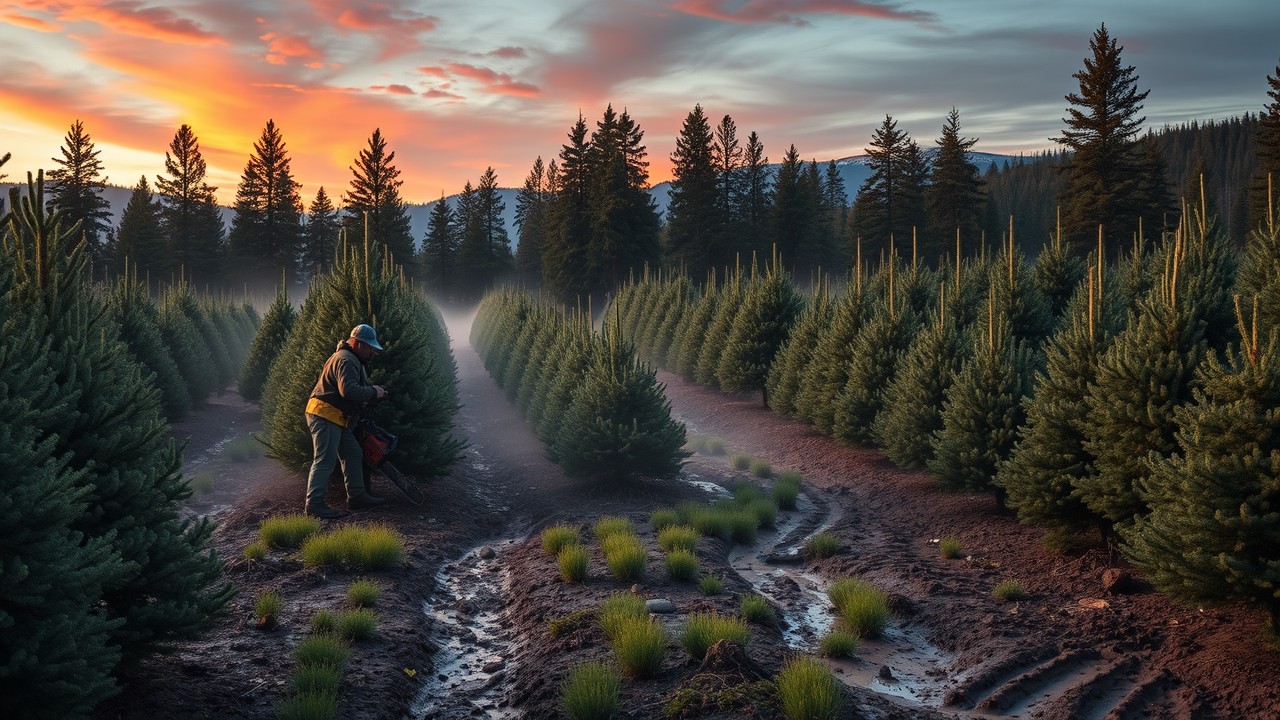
[446,63,540,98]
[2,12,60,32]
[54,0,227,44]
[336,6,437,33]
[371,84,415,95]
[669,0,936,26]
[260,32,327,66]
[486,46,527,59]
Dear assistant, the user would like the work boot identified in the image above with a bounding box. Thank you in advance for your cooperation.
[305,502,342,519]
[348,492,386,510]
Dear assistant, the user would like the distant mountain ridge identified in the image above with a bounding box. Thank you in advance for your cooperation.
[2,151,1019,254]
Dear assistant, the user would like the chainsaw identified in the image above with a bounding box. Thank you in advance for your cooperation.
[353,418,425,505]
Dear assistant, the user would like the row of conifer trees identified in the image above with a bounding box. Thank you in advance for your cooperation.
[612,196,1280,633]
[470,290,688,481]
[0,174,241,717]
[255,232,464,481]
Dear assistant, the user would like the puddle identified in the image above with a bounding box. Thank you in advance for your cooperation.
[681,471,733,498]
[410,541,520,720]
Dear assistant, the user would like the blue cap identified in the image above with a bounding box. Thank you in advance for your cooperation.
[350,324,383,351]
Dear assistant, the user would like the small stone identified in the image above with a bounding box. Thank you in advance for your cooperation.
[878,665,894,681]
[478,546,496,560]
[631,584,642,594]
[482,657,505,673]
[646,599,677,614]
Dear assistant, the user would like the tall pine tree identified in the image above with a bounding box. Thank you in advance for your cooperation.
[155,124,223,285]
[110,176,166,281]
[343,128,415,269]
[299,186,341,278]
[228,119,303,287]
[47,119,113,260]
[666,105,720,278]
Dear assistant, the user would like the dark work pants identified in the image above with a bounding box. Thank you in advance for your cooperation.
[305,414,365,506]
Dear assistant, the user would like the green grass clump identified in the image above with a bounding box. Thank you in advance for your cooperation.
[294,634,350,669]
[686,434,709,453]
[665,549,700,582]
[804,532,840,559]
[819,630,860,658]
[679,503,733,542]
[749,459,772,478]
[560,661,619,720]
[291,663,343,695]
[704,437,726,455]
[346,578,380,607]
[776,656,842,720]
[611,616,666,679]
[602,533,646,581]
[558,544,589,583]
[828,578,889,639]
[650,508,681,532]
[310,610,337,635]
[992,580,1026,601]
[730,453,752,471]
[746,498,777,530]
[276,690,337,720]
[938,537,963,560]
[732,482,765,505]
[188,471,215,494]
[300,523,405,570]
[657,525,699,553]
[255,590,283,626]
[541,524,581,556]
[680,612,750,660]
[244,541,268,561]
[224,435,263,462]
[599,592,648,641]
[335,608,377,641]
[727,510,758,545]
[593,516,635,542]
[260,513,322,549]
[739,594,777,626]
[699,575,724,595]
[772,472,801,511]
[548,609,594,638]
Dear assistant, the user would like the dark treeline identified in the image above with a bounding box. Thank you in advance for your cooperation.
[8,26,1279,308]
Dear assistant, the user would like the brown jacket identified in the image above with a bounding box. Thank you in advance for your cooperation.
[308,341,377,424]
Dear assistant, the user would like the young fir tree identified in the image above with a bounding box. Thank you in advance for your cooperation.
[767,281,831,417]
[155,124,224,286]
[632,274,672,364]
[501,303,546,403]
[111,176,166,280]
[536,313,596,449]
[238,278,297,404]
[158,282,217,406]
[794,275,864,433]
[300,186,341,279]
[516,307,565,417]
[873,288,966,469]
[1121,318,1280,633]
[673,276,719,379]
[260,236,462,478]
[695,266,745,388]
[0,244,124,720]
[227,119,303,287]
[998,256,1124,547]
[106,273,191,420]
[1080,209,1234,534]
[187,293,236,390]
[1032,217,1087,324]
[1236,194,1280,336]
[929,298,1038,506]
[342,128,416,270]
[649,275,695,369]
[47,119,113,257]
[553,321,689,481]
[717,256,803,404]
[523,307,578,428]
[3,173,231,668]
[990,226,1055,344]
[833,257,920,445]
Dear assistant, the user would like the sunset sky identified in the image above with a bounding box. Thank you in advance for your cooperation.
[1,0,1276,206]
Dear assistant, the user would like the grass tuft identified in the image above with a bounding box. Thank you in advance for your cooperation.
[992,580,1026,601]
[346,578,380,607]
[685,434,709,453]
[243,541,268,562]
[678,503,733,542]
[599,592,647,642]
[541,524,581,556]
[704,437,726,455]
[602,533,646,581]
[727,510,758,545]
[657,525,699,553]
[650,508,681,532]
[680,612,750,660]
[739,594,777,626]
[772,472,801,510]
[310,610,337,635]
[224,435,263,462]
[699,575,724,596]
[729,453,752,471]
[548,608,594,638]
[819,630,860,658]
[276,690,337,720]
[188,471,215,494]
[828,578,889,639]
[260,514,322,549]
[746,498,777,530]
[294,634,349,669]
[291,663,343,695]
[335,608,378,641]
[749,459,772,478]
[300,523,405,570]
[593,516,635,542]
[776,656,842,720]
[665,548,699,582]
[938,537,963,560]
[611,616,666,679]
[804,532,841,559]
[560,661,619,720]
[255,590,283,627]
[558,543,589,583]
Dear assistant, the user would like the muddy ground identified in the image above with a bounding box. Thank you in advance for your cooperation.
[98,315,1280,720]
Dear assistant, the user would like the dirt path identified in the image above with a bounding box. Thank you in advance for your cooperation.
[99,331,1280,720]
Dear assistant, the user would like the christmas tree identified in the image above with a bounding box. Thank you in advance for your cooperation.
[766,281,831,417]
[716,254,802,403]
[238,279,297,404]
[106,272,191,420]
